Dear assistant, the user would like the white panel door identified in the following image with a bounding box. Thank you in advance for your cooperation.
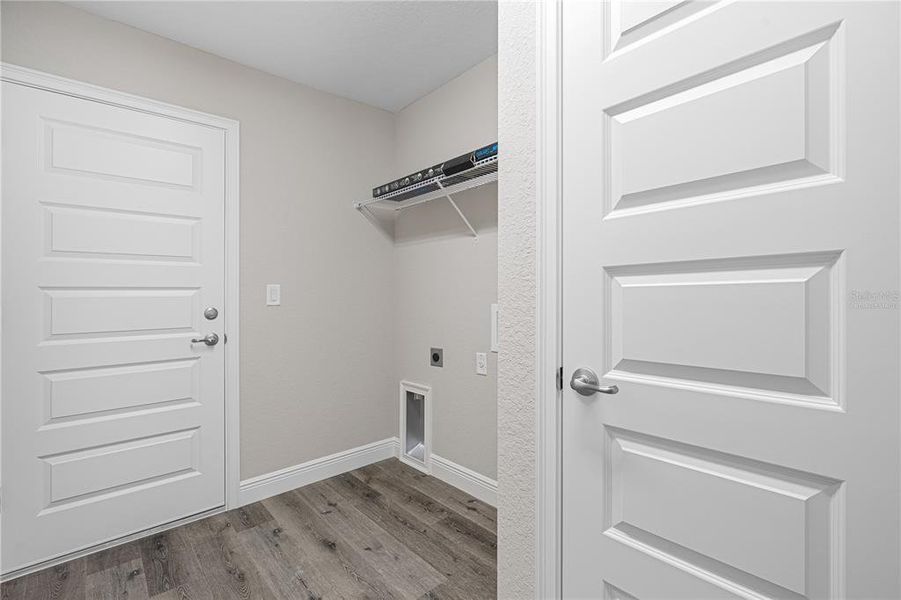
[1,82,226,574]
[562,2,899,598]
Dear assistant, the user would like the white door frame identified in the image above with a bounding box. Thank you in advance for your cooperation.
[0,63,242,519]
[536,1,562,598]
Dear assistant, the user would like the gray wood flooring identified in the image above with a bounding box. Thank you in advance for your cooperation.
[0,458,497,600]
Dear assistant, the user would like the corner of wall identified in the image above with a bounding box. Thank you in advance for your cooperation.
[498,1,539,598]
[388,53,500,484]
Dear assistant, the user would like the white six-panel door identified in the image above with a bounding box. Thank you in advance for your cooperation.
[562,1,899,598]
[1,81,227,574]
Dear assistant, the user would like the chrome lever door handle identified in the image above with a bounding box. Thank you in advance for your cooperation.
[191,332,219,346]
[570,368,618,396]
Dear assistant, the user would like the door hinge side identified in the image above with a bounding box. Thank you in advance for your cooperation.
[556,366,563,391]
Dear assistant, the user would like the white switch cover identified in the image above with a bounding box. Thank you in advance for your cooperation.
[266,284,281,306]
[476,352,488,376]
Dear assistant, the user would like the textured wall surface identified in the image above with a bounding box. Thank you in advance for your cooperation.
[1,1,398,480]
[497,2,538,598]
[393,56,498,479]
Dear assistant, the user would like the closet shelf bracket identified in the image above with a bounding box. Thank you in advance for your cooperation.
[437,181,478,238]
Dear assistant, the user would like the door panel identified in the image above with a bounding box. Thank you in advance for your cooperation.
[605,21,841,217]
[562,2,899,598]
[605,251,841,407]
[47,119,198,187]
[45,204,200,261]
[604,427,839,597]
[1,82,226,574]
[43,359,199,421]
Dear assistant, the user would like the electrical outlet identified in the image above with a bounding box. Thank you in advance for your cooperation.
[266,284,281,306]
[476,352,488,376]
[430,347,443,367]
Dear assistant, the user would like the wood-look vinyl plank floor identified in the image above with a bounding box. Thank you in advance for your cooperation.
[1,459,497,600]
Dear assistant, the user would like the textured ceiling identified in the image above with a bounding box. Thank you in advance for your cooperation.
[69,1,498,112]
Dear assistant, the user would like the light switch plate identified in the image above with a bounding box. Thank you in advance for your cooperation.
[266,284,281,306]
[476,352,488,376]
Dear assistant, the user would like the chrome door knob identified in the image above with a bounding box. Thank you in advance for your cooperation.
[191,332,220,346]
[570,368,618,396]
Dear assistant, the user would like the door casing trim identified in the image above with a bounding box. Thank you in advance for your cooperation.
[536,2,563,599]
[0,62,242,575]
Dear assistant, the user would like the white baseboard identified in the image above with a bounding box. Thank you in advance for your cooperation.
[239,438,498,509]
[429,454,498,507]
[239,437,399,506]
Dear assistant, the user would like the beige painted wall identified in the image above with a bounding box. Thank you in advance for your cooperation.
[498,2,539,597]
[1,1,399,480]
[393,56,498,479]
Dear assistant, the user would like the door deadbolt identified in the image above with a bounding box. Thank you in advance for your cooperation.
[204,307,219,320]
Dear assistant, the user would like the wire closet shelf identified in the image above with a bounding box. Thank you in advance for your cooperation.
[353,155,497,238]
